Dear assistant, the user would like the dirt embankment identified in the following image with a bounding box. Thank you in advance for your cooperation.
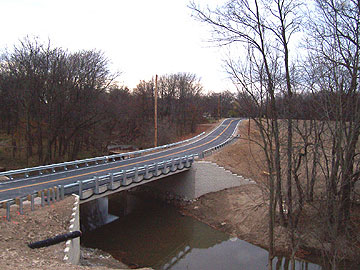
[182,119,293,253]
[0,197,134,270]
[181,119,360,266]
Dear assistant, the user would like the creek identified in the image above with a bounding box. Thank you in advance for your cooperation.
[81,193,322,270]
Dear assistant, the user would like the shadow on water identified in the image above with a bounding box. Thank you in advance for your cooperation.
[81,193,322,270]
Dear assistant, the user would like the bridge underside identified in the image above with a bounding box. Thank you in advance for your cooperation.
[80,161,252,232]
[79,167,190,204]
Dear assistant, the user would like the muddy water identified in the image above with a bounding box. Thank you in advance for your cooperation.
[81,193,322,270]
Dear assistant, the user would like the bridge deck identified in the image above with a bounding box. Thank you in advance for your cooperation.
[0,118,241,202]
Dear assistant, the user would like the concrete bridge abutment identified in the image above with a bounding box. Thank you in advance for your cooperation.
[140,161,254,202]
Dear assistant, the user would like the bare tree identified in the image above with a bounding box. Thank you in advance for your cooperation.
[0,37,117,164]
[302,0,360,267]
[190,0,303,268]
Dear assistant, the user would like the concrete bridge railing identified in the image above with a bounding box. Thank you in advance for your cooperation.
[71,155,195,202]
[1,155,195,221]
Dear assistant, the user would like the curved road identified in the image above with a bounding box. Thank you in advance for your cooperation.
[0,118,241,201]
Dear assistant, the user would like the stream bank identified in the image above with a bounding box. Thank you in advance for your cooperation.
[81,191,322,270]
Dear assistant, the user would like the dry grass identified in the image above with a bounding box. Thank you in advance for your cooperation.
[206,119,268,182]
[200,119,360,265]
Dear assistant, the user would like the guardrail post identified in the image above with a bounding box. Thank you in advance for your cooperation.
[154,162,159,176]
[144,165,150,179]
[178,157,184,169]
[78,181,83,200]
[6,201,11,221]
[108,173,114,189]
[60,185,64,200]
[41,191,45,207]
[94,176,99,194]
[64,166,68,171]
[55,186,59,201]
[122,170,127,185]
[16,197,24,215]
[171,159,176,172]
[47,189,51,205]
[29,194,35,211]
[134,167,140,182]
[51,187,56,202]
[163,161,168,174]
[185,155,190,167]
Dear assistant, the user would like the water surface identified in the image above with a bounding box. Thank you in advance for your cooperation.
[81,194,322,269]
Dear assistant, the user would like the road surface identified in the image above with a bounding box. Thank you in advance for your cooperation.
[0,118,241,201]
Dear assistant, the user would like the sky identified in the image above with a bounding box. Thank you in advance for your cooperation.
[0,0,235,93]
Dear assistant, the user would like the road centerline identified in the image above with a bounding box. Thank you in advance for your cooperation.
[0,119,236,195]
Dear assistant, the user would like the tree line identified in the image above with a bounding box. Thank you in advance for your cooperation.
[0,37,237,167]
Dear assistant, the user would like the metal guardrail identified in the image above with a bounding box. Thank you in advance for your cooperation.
[198,119,241,159]
[0,132,205,180]
[0,119,241,221]
[67,155,194,201]
[1,155,195,221]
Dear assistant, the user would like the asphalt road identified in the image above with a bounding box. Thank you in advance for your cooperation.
[0,118,241,201]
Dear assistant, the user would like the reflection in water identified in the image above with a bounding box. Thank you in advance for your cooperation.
[81,193,322,270]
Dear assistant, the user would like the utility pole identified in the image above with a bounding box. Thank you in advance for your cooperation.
[154,74,158,147]
[217,93,221,119]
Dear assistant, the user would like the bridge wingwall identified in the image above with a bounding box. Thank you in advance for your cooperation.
[144,161,255,201]
[63,194,80,265]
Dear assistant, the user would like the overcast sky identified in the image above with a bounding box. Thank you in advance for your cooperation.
[0,0,235,92]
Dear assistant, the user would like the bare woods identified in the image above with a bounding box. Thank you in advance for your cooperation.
[191,0,360,268]
[0,37,236,168]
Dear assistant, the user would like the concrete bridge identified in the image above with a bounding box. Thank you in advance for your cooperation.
[80,160,254,232]
[0,118,257,266]
[0,118,241,217]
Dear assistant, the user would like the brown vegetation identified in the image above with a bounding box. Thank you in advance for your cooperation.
[191,0,360,268]
[201,120,360,267]
[0,37,238,170]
